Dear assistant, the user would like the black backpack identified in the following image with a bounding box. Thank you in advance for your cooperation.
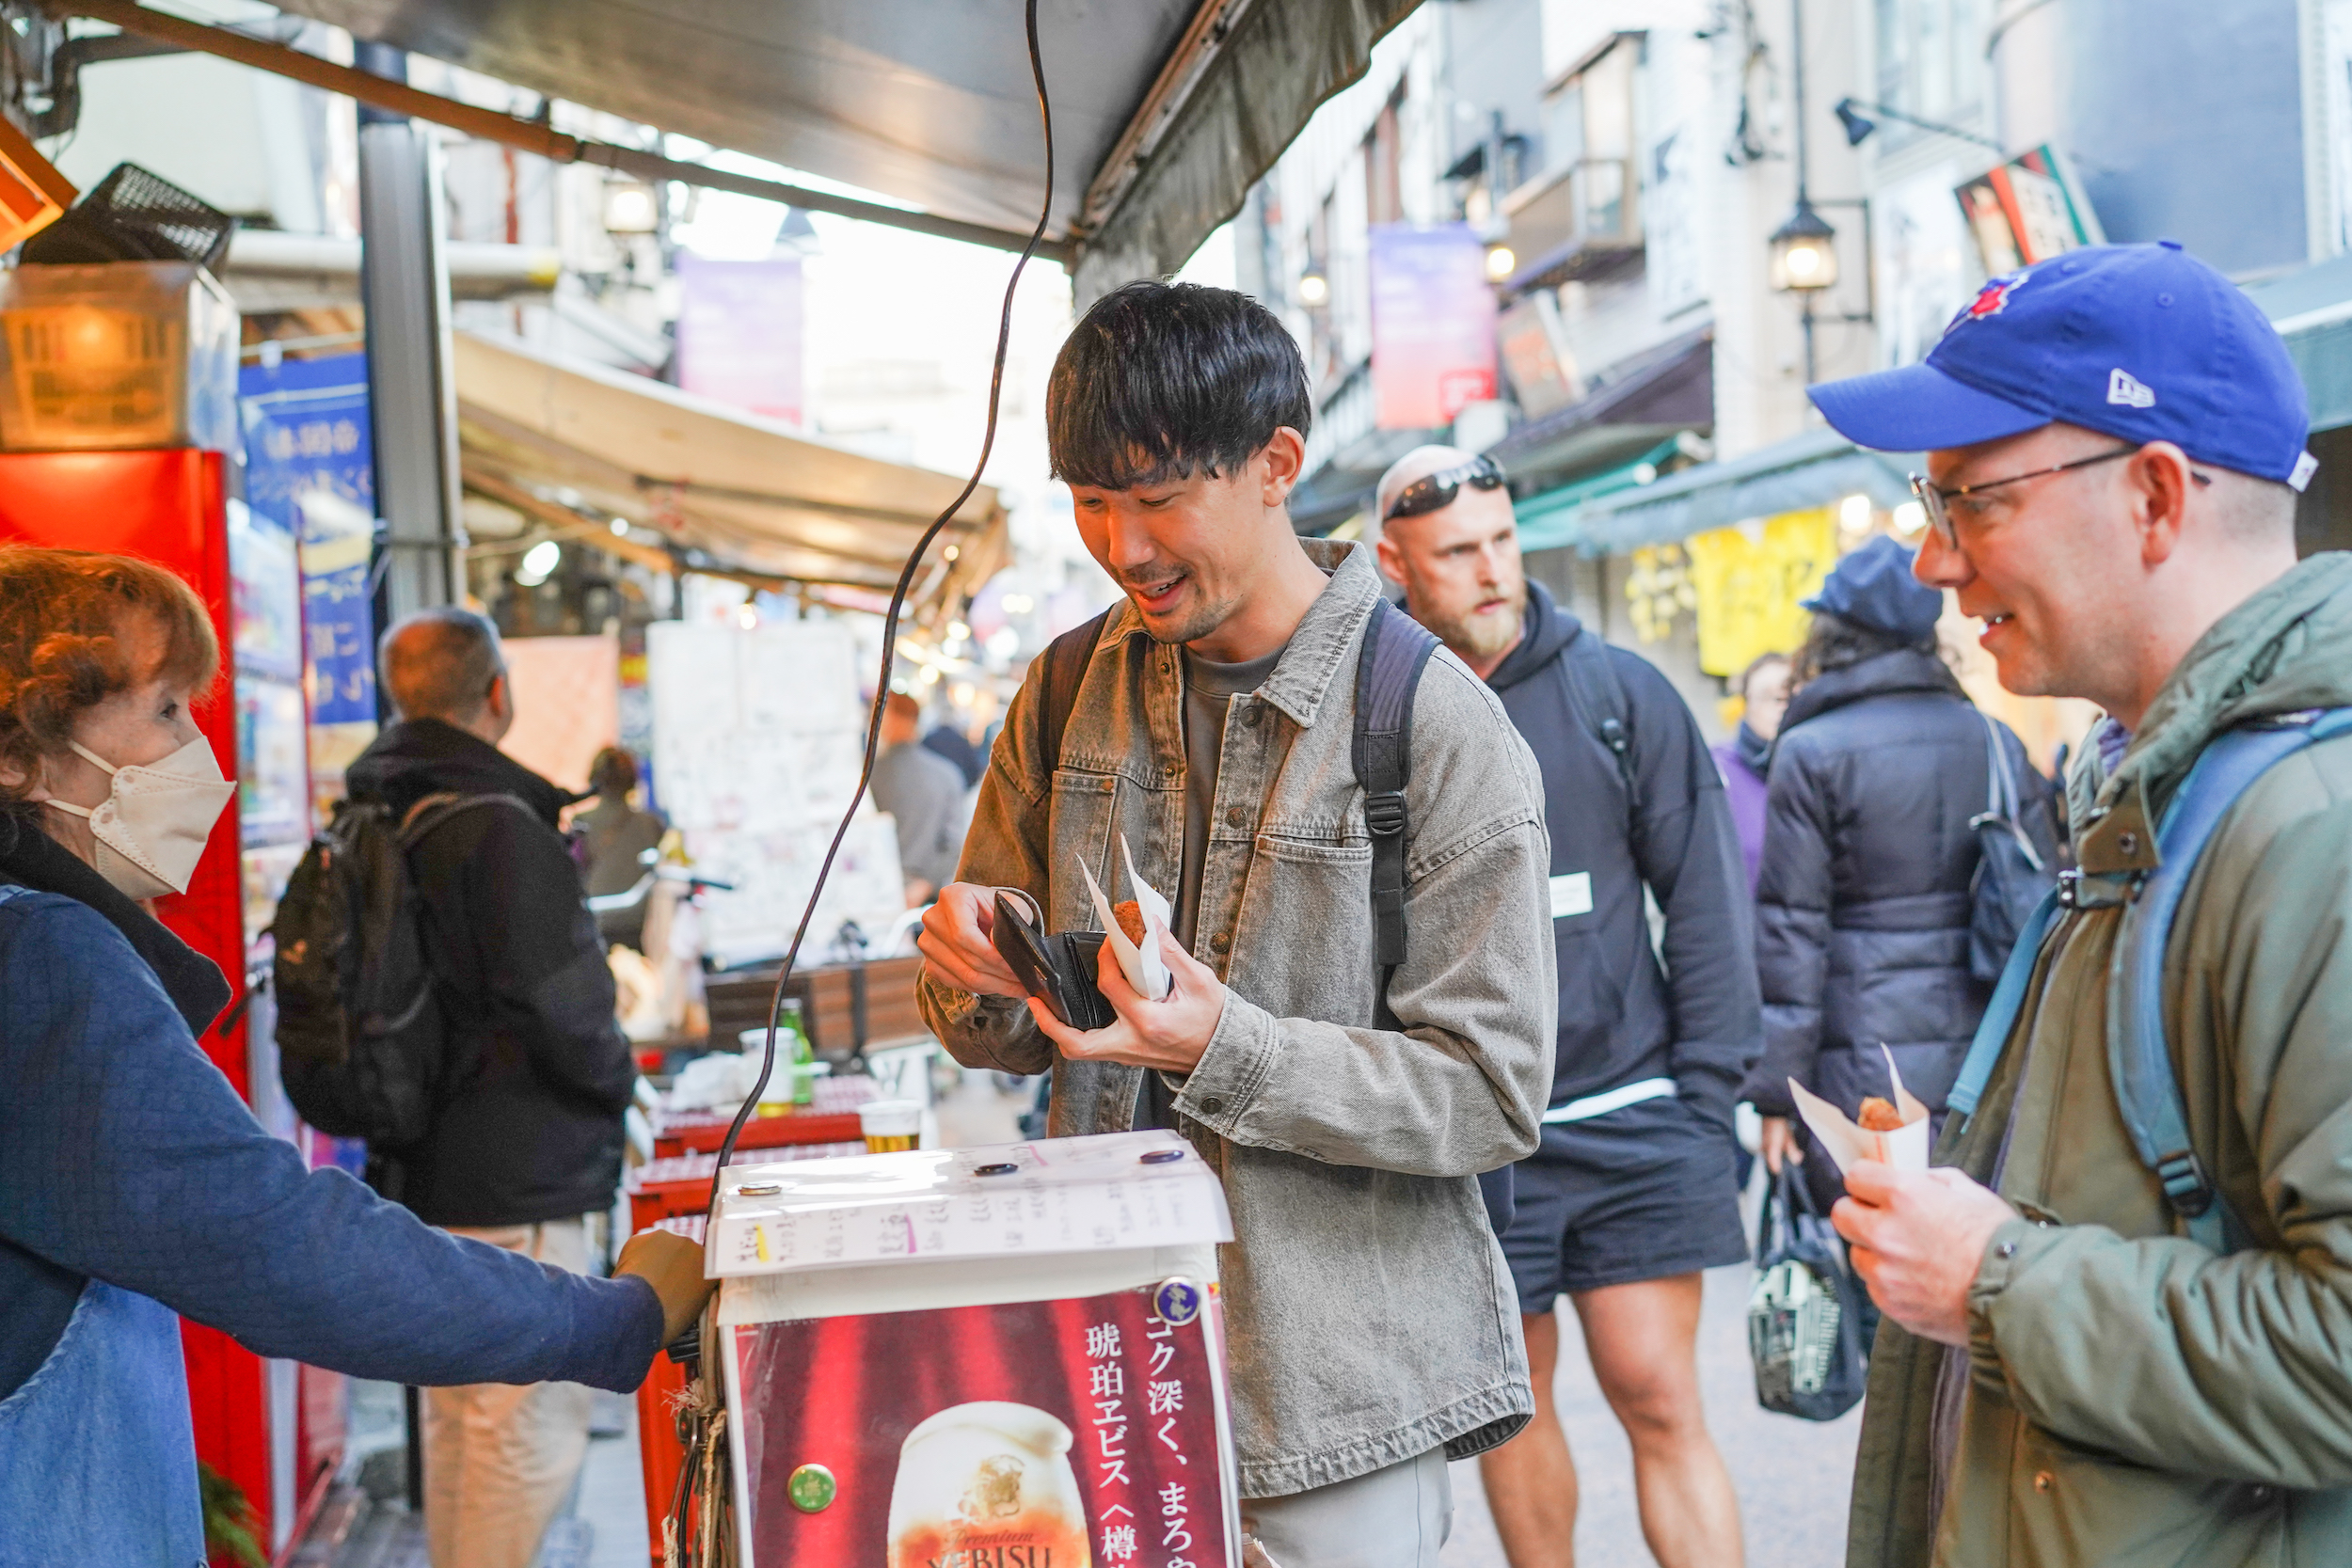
[272,791,527,1148]
[1031,599,1525,1229]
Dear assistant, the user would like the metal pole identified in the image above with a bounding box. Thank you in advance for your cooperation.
[1790,0,1810,206]
[357,42,466,642]
[1802,291,1818,386]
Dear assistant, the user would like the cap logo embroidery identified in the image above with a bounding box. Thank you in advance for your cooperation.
[1947,274,2026,333]
[2106,369,2156,408]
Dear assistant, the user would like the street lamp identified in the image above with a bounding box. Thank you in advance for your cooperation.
[1297,267,1329,307]
[1834,97,2004,152]
[1484,243,1517,282]
[1769,199,1838,293]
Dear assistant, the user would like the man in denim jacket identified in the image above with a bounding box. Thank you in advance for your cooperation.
[918,282,1558,1568]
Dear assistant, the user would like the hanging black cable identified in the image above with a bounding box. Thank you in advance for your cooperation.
[702,0,1056,1223]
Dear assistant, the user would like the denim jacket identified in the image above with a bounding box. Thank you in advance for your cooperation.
[919,541,1558,1497]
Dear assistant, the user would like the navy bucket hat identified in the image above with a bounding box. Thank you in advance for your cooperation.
[1804,535,1942,641]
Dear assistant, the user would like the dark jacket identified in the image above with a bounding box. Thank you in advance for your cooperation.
[1739,649,2058,1123]
[345,720,635,1227]
[0,810,662,1407]
[1484,581,1761,1135]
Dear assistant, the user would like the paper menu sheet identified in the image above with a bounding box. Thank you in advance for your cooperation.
[707,1130,1233,1277]
[1788,1046,1931,1174]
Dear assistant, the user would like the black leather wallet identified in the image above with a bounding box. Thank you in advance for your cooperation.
[989,889,1115,1031]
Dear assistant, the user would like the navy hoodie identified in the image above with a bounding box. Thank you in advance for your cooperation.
[1480,581,1762,1136]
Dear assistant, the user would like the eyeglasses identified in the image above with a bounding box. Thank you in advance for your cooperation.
[1385,454,1506,521]
[1910,446,2211,547]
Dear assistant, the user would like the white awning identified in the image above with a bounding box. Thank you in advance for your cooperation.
[453,330,1007,617]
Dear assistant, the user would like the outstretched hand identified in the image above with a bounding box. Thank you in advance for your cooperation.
[1026,928,1227,1075]
[615,1228,713,1350]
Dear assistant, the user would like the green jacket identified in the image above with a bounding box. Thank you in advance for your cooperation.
[1848,554,2352,1568]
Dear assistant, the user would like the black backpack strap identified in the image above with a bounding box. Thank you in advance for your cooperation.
[1037,610,1110,772]
[397,791,539,848]
[1353,596,1440,970]
[1559,626,1636,796]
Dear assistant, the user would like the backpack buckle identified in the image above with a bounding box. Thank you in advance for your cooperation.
[2057,867,2136,910]
[2154,1148,2214,1217]
[1365,790,1406,838]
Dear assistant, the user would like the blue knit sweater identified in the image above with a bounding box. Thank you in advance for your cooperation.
[0,834,663,1403]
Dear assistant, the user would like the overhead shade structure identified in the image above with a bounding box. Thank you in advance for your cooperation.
[453,331,1007,618]
[1539,428,1920,557]
[247,0,1420,299]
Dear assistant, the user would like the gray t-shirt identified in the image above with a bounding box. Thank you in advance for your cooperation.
[1136,641,1284,1133]
[1176,645,1285,944]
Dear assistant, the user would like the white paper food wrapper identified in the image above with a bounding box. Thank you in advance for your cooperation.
[1788,1044,1931,1174]
[1075,836,1174,1002]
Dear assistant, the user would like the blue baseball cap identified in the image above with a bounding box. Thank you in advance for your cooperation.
[1810,242,2315,489]
[1802,534,1942,641]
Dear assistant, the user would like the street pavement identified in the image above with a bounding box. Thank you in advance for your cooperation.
[1440,1260,1863,1568]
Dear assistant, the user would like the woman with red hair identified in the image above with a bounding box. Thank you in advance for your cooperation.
[0,547,709,1562]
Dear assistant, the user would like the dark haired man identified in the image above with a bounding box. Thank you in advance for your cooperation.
[917,282,1557,1568]
[1375,444,1757,1568]
[347,608,638,1568]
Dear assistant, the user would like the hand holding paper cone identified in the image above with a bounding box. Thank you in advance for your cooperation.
[1075,836,1175,1002]
[1789,1045,1932,1174]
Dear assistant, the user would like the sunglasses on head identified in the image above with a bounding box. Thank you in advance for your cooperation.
[1384,454,1506,521]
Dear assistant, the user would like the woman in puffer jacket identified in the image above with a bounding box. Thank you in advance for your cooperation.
[1739,536,2058,1212]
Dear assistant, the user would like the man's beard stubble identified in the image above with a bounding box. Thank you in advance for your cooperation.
[1416,578,1526,662]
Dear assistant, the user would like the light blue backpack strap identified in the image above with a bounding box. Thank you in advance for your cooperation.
[1948,885,2059,1119]
[2112,707,2352,1252]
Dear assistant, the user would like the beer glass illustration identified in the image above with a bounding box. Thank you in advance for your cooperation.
[886,1402,1092,1568]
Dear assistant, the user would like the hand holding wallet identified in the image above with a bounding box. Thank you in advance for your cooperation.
[989,888,1116,1031]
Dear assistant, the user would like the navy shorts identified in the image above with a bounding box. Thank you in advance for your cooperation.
[1500,1097,1750,1313]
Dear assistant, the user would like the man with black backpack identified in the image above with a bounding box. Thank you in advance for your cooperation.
[329,608,635,1568]
[1807,243,2352,1568]
[914,282,1557,1568]
[1375,445,1760,1568]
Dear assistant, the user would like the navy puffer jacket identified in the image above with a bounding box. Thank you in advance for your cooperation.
[1737,648,2058,1124]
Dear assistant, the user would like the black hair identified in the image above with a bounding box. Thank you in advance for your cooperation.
[1046,280,1311,490]
[1793,610,1958,690]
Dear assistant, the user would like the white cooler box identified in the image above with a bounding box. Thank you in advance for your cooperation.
[708,1129,1242,1567]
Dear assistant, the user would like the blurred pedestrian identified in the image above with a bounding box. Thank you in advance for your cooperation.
[576,745,665,951]
[871,691,966,905]
[1810,241,2352,1568]
[345,609,642,1568]
[921,717,985,788]
[0,549,707,1566]
[1378,445,1757,1568]
[1740,537,2057,1214]
[1712,651,1789,894]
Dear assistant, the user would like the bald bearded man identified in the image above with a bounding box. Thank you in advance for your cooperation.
[1375,448,1759,1568]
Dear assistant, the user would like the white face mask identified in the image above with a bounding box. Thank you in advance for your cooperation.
[43,737,237,901]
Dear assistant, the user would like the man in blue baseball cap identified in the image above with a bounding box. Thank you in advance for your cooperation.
[1808,240,2352,1568]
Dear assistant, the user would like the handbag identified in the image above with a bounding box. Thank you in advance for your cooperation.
[1747,1164,1870,1420]
[1967,711,2055,987]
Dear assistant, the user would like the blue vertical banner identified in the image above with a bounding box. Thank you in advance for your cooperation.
[238,354,379,728]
